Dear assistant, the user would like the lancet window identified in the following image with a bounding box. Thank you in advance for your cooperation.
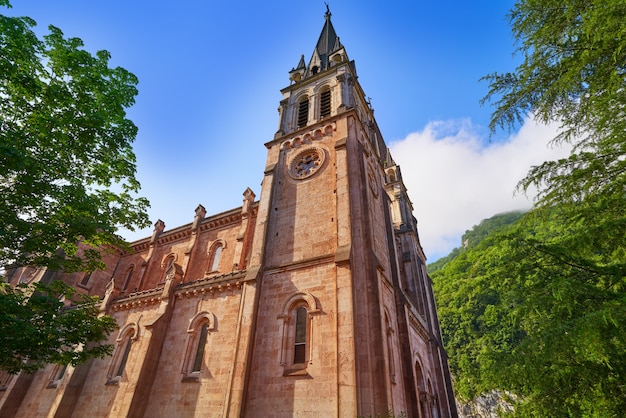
[297,96,309,128]
[182,311,216,381]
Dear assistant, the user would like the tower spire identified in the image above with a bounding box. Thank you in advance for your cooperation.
[308,6,342,76]
[288,8,346,84]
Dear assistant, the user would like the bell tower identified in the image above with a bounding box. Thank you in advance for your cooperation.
[243,9,457,418]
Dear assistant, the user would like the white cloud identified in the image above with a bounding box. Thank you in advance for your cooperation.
[390,118,572,261]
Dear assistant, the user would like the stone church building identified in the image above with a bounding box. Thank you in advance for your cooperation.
[1,10,457,418]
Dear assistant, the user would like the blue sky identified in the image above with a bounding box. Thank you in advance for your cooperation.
[4,1,571,261]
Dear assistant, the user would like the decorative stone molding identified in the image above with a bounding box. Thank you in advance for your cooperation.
[287,146,327,180]
[187,311,217,333]
[176,281,244,298]
[278,291,322,319]
[174,270,247,298]
[158,230,192,244]
[408,308,430,342]
[199,213,243,232]
[111,287,165,311]
[280,123,336,150]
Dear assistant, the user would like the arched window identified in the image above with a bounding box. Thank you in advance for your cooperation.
[293,306,308,364]
[319,87,331,118]
[210,245,222,272]
[207,241,225,274]
[191,323,209,372]
[297,96,309,128]
[161,254,176,283]
[122,266,134,292]
[278,292,321,375]
[107,324,138,385]
[182,311,216,381]
[428,380,440,418]
[415,359,429,418]
[47,363,67,388]
[115,338,132,377]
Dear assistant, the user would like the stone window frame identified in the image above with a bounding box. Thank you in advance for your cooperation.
[414,355,437,418]
[319,86,332,119]
[206,240,226,274]
[160,254,177,284]
[122,265,135,292]
[427,379,441,418]
[77,272,92,289]
[181,311,217,382]
[106,323,138,385]
[383,310,397,384]
[46,363,68,389]
[297,94,310,128]
[278,292,321,376]
[287,146,327,180]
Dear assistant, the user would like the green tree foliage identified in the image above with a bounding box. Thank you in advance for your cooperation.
[433,205,626,416]
[433,1,626,414]
[482,0,626,210]
[0,2,149,272]
[428,212,524,274]
[0,1,144,373]
[0,280,117,374]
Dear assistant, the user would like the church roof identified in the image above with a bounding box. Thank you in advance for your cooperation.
[288,7,352,85]
[311,7,342,72]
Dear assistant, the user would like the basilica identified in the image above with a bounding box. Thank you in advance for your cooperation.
[1,10,457,418]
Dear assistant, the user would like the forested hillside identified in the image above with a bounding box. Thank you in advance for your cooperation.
[430,204,626,416]
[427,212,524,274]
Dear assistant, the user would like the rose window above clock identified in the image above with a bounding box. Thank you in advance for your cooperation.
[288,147,325,179]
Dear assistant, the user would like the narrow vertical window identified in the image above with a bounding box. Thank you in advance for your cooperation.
[115,338,132,377]
[56,364,67,381]
[191,323,209,373]
[385,313,396,383]
[47,364,67,388]
[279,292,319,375]
[320,88,331,118]
[293,306,307,364]
[183,312,216,381]
[210,245,222,272]
[162,256,175,282]
[122,266,133,292]
[80,272,91,286]
[107,324,137,385]
[297,96,309,128]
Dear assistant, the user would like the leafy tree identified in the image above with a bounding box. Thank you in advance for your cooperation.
[482,0,626,210]
[0,280,117,374]
[0,1,145,373]
[0,1,149,273]
[433,0,626,414]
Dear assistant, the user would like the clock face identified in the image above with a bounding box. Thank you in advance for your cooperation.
[288,146,326,180]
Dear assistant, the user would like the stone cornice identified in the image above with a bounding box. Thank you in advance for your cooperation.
[407,307,430,342]
[174,270,248,298]
[266,112,348,149]
[110,286,165,311]
[127,203,259,253]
